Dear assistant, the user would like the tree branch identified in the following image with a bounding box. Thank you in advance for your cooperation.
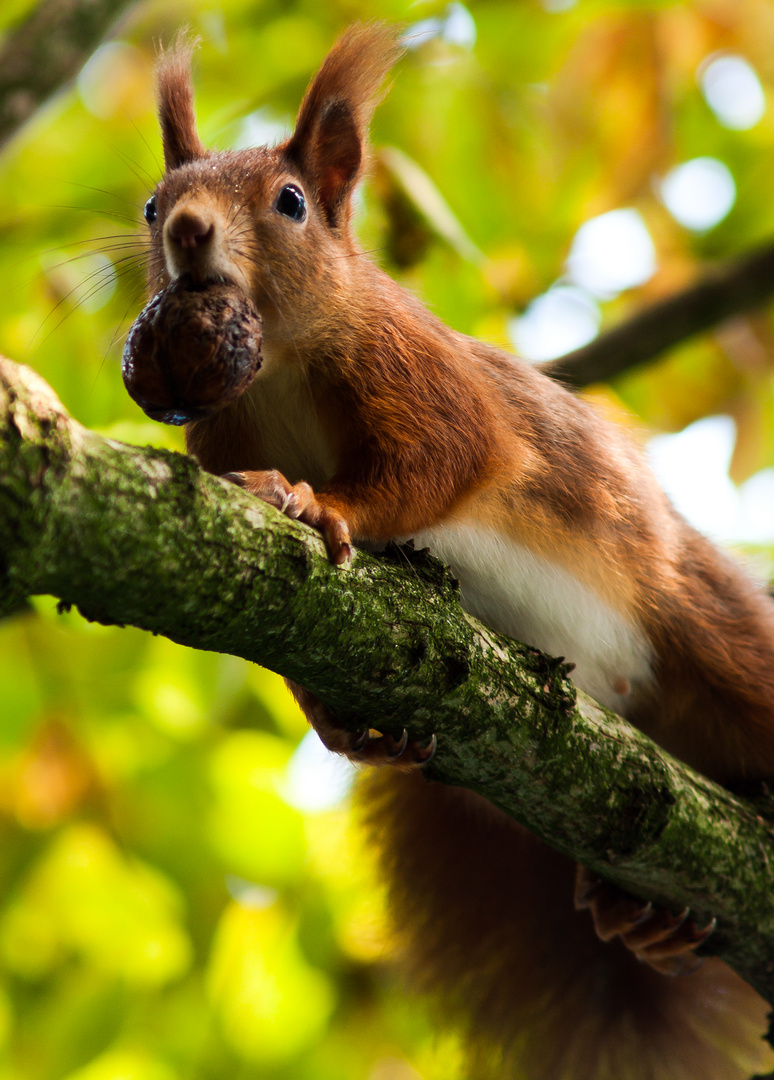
[540,240,774,388]
[0,0,140,150]
[2,355,774,1001]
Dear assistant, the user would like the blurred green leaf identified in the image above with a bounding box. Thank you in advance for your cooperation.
[207,900,335,1064]
[63,1049,178,1080]
[0,824,191,985]
[207,733,306,886]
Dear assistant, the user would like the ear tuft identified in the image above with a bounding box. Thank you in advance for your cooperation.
[285,23,403,227]
[156,34,207,172]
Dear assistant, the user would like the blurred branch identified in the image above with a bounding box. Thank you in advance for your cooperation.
[0,0,140,151]
[2,355,774,1002]
[540,240,774,388]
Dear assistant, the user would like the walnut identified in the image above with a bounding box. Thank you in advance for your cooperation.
[122,279,262,425]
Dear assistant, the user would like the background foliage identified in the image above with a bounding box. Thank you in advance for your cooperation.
[2,0,774,1077]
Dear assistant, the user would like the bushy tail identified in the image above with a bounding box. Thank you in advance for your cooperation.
[357,770,773,1080]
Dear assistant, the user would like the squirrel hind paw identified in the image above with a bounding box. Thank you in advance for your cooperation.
[287,682,436,769]
[345,728,436,768]
[574,866,715,976]
[320,722,436,769]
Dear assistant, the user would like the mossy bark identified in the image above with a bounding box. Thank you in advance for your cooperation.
[2,356,774,1002]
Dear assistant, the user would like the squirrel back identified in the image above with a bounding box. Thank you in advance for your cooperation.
[135,25,774,1079]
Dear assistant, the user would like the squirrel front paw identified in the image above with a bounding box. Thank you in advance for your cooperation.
[223,468,352,566]
[574,866,716,976]
[288,681,436,769]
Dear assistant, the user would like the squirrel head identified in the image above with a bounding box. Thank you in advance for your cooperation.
[145,24,402,350]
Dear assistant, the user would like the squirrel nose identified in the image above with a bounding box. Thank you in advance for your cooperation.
[166,205,215,250]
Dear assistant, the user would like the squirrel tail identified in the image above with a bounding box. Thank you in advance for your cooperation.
[357,770,774,1080]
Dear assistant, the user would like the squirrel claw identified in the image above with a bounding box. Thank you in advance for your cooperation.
[387,729,409,758]
[336,542,353,569]
[351,730,370,753]
[417,733,437,764]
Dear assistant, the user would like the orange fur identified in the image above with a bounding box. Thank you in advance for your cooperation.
[155,36,207,171]
[136,25,774,1078]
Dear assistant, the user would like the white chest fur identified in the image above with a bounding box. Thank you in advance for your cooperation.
[245,351,336,490]
[408,521,653,714]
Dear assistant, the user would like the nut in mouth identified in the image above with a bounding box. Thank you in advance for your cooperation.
[122,278,263,425]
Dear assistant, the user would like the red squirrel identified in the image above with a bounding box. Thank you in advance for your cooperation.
[133,24,774,1080]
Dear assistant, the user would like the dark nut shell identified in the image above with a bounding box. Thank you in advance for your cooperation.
[122,279,263,425]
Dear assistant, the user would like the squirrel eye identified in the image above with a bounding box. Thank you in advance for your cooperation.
[275,184,306,222]
[144,196,157,225]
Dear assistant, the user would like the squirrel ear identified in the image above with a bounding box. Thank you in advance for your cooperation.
[156,40,206,171]
[285,23,402,227]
